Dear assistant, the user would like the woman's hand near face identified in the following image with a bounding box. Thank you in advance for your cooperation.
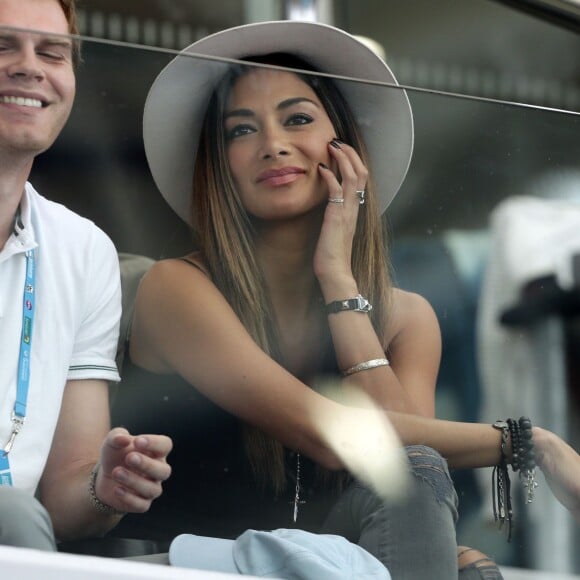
[311,141,438,417]
[313,140,368,295]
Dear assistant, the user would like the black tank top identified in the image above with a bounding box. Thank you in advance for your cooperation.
[109,259,342,543]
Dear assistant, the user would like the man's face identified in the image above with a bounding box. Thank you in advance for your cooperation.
[0,0,75,159]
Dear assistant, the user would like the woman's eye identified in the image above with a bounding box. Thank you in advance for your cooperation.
[225,124,255,140]
[286,113,313,126]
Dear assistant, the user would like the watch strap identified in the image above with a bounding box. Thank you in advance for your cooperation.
[326,294,372,314]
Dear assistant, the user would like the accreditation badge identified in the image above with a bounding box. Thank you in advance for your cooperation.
[0,453,13,486]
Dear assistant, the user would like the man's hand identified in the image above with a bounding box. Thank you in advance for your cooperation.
[95,427,172,513]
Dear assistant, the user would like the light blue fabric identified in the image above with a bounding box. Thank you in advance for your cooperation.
[169,528,391,578]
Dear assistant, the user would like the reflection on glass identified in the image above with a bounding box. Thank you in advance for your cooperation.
[15,26,580,574]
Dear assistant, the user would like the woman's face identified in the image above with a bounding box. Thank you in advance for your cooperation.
[223,68,336,221]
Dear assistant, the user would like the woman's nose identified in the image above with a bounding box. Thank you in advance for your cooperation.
[259,126,289,159]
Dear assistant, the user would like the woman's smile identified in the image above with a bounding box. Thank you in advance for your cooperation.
[255,166,307,187]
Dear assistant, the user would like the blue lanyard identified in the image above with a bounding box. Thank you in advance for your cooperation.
[1,249,35,485]
[15,249,35,418]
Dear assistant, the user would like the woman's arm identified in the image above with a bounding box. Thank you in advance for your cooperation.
[328,289,440,417]
[130,259,348,470]
[130,260,505,474]
[132,272,580,522]
[386,411,503,469]
[314,143,439,417]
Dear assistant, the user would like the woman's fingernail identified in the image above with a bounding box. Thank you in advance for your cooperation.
[318,162,329,169]
[329,139,341,149]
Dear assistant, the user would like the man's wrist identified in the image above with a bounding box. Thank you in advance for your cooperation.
[88,463,126,517]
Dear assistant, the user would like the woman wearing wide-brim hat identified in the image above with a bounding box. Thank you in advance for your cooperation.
[122,20,508,578]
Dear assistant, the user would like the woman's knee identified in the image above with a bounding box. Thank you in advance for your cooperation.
[0,487,56,550]
[457,546,504,580]
[405,445,457,509]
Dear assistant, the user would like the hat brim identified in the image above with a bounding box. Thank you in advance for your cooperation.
[143,20,414,226]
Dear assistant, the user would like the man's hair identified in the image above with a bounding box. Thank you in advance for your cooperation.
[57,0,80,63]
[58,0,78,35]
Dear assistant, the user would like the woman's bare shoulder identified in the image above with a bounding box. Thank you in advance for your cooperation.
[389,288,435,325]
[386,288,439,344]
[140,252,210,288]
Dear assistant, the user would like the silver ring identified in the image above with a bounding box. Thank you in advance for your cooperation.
[328,197,344,204]
[355,189,366,205]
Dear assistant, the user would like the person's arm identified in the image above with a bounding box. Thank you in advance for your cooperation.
[330,289,440,417]
[131,259,362,470]
[386,412,504,469]
[533,427,580,522]
[38,378,172,541]
[315,142,438,416]
[130,260,502,474]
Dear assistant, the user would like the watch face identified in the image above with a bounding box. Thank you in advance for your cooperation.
[355,295,372,313]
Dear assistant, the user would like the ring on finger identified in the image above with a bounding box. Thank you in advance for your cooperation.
[355,189,365,205]
[328,197,345,204]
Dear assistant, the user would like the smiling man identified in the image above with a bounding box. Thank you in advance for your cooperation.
[0,0,172,550]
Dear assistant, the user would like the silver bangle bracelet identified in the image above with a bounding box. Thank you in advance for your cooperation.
[88,463,126,516]
[342,357,390,377]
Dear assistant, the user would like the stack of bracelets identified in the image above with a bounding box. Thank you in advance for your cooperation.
[492,417,538,542]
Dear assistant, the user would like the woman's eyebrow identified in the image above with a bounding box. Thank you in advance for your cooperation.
[225,97,319,120]
[276,96,319,110]
[224,108,254,121]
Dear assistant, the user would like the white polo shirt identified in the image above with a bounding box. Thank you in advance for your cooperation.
[0,183,121,493]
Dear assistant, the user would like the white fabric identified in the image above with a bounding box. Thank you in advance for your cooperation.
[477,195,580,572]
[477,195,580,423]
[0,183,121,493]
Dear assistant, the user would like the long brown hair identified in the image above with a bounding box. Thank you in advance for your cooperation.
[192,54,393,493]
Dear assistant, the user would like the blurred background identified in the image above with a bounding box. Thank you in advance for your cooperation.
[26,0,580,574]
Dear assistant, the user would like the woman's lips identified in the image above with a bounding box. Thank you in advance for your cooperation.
[256,167,305,187]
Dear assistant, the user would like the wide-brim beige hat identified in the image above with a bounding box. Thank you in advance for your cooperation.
[143,20,414,226]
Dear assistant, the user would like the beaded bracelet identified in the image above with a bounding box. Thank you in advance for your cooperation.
[517,417,539,504]
[492,417,538,542]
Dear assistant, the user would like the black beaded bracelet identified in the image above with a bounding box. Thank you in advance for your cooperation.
[517,417,538,504]
[507,418,521,472]
[491,416,538,542]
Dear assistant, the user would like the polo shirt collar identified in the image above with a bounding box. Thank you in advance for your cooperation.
[0,184,38,263]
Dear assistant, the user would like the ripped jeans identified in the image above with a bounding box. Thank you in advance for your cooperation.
[320,445,503,580]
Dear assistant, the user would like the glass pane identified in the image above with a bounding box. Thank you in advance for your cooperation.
[6,25,580,574]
